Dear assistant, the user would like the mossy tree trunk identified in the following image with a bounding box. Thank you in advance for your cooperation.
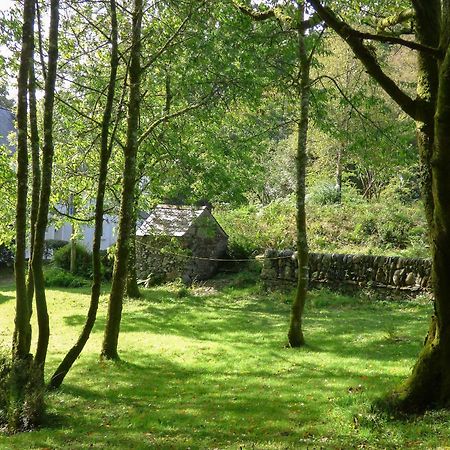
[397,3,450,410]
[101,0,142,360]
[9,0,35,433]
[25,51,41,333]
[309,0,450,411]
[288,7,311,347]
[49,0,118,389]
[31,0,59,372]
[126,192,141,299]
[13,0,34,363]
[69,201,77,274]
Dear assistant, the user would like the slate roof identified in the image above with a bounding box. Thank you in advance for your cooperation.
[0,107,15,153]
[137,204,227,237]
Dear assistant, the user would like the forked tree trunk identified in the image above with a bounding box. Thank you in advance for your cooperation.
[288,8,311,348]
[101,0,142,360]
[49,0,119,389]
[31,0,59,372]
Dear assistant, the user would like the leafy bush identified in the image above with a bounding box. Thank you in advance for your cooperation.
[53,243,92,278]
[308,182,341,205]
[44,267,88,288]
[376,212,411,248]
[216,197,296,259]
[354,216,377,238]
[43,239,68,260]
[100,249,114,281]
[0,244,13,268]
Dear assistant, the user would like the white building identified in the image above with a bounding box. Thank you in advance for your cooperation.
[44,214,117,251]
[1,107,117,254]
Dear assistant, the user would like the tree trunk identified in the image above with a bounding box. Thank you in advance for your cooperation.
[49,0,119,389]
[101,0,142,360]
[31,0,59,372]
[25,53,41,334]
[12,0,34,362]
[288,10,310,348]
[394,28,450,412]
[308,0,450,412]
[126,195,141,299]
[335,147,342,203]
[9,0,35,433]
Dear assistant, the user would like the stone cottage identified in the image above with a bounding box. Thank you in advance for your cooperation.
[136,204,228,285]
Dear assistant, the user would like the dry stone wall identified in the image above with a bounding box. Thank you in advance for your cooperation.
[261,249,431,292]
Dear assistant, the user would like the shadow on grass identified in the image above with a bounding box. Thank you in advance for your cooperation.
[1,282,436,448]
[48,342,414,450]
[63,284,429,365]
[0,292,14,304]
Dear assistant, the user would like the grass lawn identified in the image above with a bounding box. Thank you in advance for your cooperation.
[0,273,448,449]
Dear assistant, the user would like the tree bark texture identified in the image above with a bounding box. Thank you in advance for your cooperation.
[31,0,59,371]
[126,196,141,299]
[13,0,34,362]
[9,0,35,432]
[26,55,41,329]
[101,0,142,360]
[50,0,119,388]
[288,6,310,348]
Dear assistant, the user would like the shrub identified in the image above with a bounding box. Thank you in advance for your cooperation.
[216,198,296,259]
[216,188,428,259]
[53,243,92,278]
[0,353,46,432]
[377,214,411,248]
[100,249,114,281]
[0,244,13,268]
[215,206,261,259]
[353,216,377,240]
[308,182,341,205]
[0,352,10,425]
[43,239,68,260]
[44,266,88,288]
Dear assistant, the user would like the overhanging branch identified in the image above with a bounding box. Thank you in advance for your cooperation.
[352,29,443,59]
[377,8,415,31]
[307,0,433,122]
[235,2,321,30]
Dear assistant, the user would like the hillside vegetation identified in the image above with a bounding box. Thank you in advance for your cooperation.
[217,186,428,260]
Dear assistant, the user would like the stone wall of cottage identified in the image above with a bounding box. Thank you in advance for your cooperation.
[261,249,431,292]
[136,218,227,286]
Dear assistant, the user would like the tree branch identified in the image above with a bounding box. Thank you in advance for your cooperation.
[312,75,404,148]
[142,13,191,71]
[377,8,415,31]
[137,92,214,146]
[235,2,321,30]
[52,205,115,223]
[352,30,443,59]
[307,0,433,121]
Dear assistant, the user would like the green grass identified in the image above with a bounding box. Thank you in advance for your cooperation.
[0,274,448,449]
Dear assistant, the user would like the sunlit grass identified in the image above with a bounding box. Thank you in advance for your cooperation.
[0,273,448,449]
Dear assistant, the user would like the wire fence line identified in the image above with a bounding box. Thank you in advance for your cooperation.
[137,240,295,263]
